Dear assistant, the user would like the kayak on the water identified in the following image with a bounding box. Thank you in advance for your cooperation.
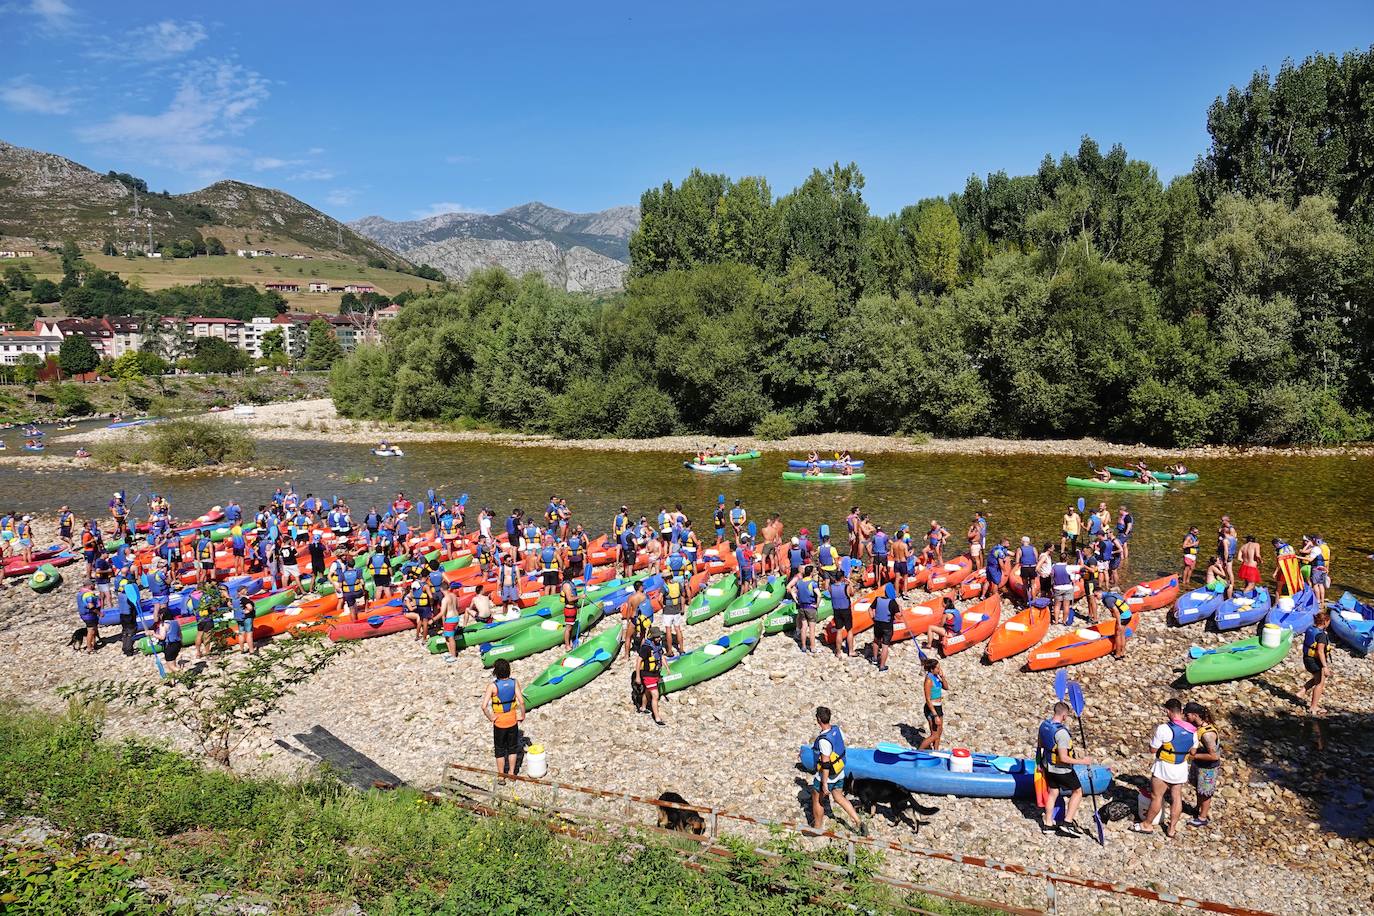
[782,471,867,482]
[786,458,866,470]
[683,461,740,473]
[1064,476,1168,491]
[697,450,760,463]
[1107,466,1198,482]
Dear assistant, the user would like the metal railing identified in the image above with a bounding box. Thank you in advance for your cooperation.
[438,761,1276,916]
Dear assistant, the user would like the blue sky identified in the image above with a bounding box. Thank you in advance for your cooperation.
[4,0,1372,222]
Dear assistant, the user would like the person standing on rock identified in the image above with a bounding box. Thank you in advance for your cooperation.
[868,583,897,672]
[1180,526,1200,587]
[1116,505,1134,564]
[871,525,890,585]
[1132,698,1195,837]
[918,657,947,750]
[788,563,822,654]
[634,626,667,726]
[1302,610,1331,717]
[1037,701,1090,837]
[730,499,747,543]
[828,563,856,659]
[621,580,649,661]
[1236,535,1262,594]
[806,707,865,835]
[441,582,466,662]
[1183,702,1220,828]
[483,658,525,780]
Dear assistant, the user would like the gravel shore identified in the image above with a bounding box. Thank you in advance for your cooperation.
[62,399,1374,459]
[3,519,1370,914]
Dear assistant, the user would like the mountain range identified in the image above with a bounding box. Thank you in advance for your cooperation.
[349,203,638,293]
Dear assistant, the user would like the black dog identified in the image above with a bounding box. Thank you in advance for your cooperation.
[68,627,88,650]
[657,791,706,835]
[849,778,938,831]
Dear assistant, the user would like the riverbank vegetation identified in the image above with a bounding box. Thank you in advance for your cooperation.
[0,372,327,424]
[332,48,1374,447]
[91,418,257,471]
[0,706,956,915]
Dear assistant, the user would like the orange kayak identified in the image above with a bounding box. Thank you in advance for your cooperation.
[958,569,987,600]
[1026,619,1132,670]
[985,603,1051,662]
[926,556,973,591]
[822,587,884,643]
[1122,574,1179,612]
[940,595,1000,655]
[894,595,944,642]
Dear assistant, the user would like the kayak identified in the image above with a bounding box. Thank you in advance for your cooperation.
[1213,586,1272,631]
[480,599,604,667]
[1027,619,1132,670]
[762,594,840,635]
[781,471,866,482]
[786,459,865,470]
[1330,592,1374,656]
[372,448,405,458]
[686,573,739,625]
[427,595,564,652]
[925,556,973,591]
[1122,574,1179,612]
[1064,476,1169,491]
[1173,583,1227,626]
[1186,629,1293,685]
[3,552,76,578]
[661,621,762,694]
[522,625,623,710]
[699,450,760,463]
[683,461,740,473]
[941,595,1000,655]
[27,563,62,593]
[327,612,413,642]
[1106,467,1198,482]
[1266,588,1317,634]
[985,602,1051,662]
[107,417,162,430]
[722,575,787,626]
[799,743,1113,800]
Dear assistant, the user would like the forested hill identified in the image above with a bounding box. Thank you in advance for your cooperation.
[331,47,1374,448]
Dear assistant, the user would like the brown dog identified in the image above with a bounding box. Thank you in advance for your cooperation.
[656,791,706,835]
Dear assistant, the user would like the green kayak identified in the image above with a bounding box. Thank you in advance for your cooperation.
[763,595,834,635]
[28,563,62,593]
[521,626,623,709]
[661,621,762,694]
[722,575,787,626]
[481,600,604,668]
[1064,476,1169,491]
[781,471,866,482]
[1186,629,1293,685]
[701,450,760,463]
[687,573,739,625]
[1106,466,1198,482]
[427,595,562,653]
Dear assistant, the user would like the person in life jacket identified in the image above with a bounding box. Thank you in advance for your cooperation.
[189,590,215,658]
[729,499,746,541]
[539,542,560,597]
[817,536,839,582]
[367,547,393,600]
[712,496,727,546]
[734,538,756,589]
[660,575,686,658]
[786,564,822,654]
[222,584,255,655]
[1134,698,1195,837]
[559,577,580,651]
[634,626,667,726]
[338,563,366,621]
[806,707,864,833]
[404,578,436,640]
[194,534,216,586]
[1303,534,1331,607]
[1101,591,1132,659]
[1302,610,1331,717]
[828,563,857,659]
[681,522,701,567]
[76,588,101,653]
[1183,702,1221,828]
[1036,701,1092,836]
[483,658,525,779]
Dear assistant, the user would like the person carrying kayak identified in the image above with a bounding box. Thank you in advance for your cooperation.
[483,659,524,781]
[805,707,865,835]
[1132,698,1195,837]
[1037,701,1091,837]
[1302,610,1331,717]
[1183,702,1220,828]
[918,657,947,750]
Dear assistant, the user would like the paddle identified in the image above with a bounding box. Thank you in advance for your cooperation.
[1076,497,1085,513]
[1054,669,1068,702]
[1188,643,1259,659]
[1066,681,1106,845]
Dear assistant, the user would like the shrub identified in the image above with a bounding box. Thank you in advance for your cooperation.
[753,411,795,440]
[93,419,256,470]
[51,383,93,417]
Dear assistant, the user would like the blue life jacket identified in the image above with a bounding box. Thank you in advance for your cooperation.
[829,580,850,610]
[1156,721,1195,763]
[369,554,390,576]
[795,576,817,607]
[874,595,896,623]
[813,725,846,775]
[165,619,182,643]
[341,568,364,598]
[494,677,517,712]
[1018,545,1037,566]
[818,544,836,570]
[788,546,803,569]
[872,532,889,555]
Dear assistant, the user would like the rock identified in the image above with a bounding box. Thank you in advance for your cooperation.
[0,816,66,847]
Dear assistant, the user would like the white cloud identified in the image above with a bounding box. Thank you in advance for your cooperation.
[78,60,269,174]
[412,201,485,218]
[126,20,208,61]
[29,0,72,26]
[444,154,476,165]
[252,156,300,170]
[290,168,337,181]
[324,188,357,207]
[306,147,325,156]
[1,76,73,114]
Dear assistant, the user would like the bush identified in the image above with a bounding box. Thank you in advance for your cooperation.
[94,419,256,470]
[50,383,93,417]
[753,411,795,440]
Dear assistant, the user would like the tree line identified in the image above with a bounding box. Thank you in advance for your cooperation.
[331,48,1374,446]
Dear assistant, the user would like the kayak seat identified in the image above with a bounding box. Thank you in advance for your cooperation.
[703,644,727,657]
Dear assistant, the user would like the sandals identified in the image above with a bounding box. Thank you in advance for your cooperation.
[1128,824,1155,835]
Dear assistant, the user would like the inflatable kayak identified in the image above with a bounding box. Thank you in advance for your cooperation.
[1065,476,1168,491]
[27,563,62,593]
[1186,629,1293,685]
[1106,467,1198,482]
[941,595,1000,655]
[926,556,973,591]
[372,448,405,457]
[480,599,605,667]
[1173,583,1227,626]
[722,575,787,626]
[107,417,162,430]
[985,601,1051,662]
[699,450,760,463]
[1331,593,1374,656]
[1213,586,1271,631]
[786,459,865,470]
[683,461,740,473]
[426,595,564,652]
[1266,588,1317,634]
[1123,575,1179,612]
[762,594,840,636]
[799,743,1113,800]
[3,552,76,578]
[686,573,739,625]
[781,471,866,482]
[521,625,623,710]
[1027,618,1132,670]
[661,621,762,694]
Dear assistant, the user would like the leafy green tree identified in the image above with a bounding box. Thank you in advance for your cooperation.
[29,278,60,303]
[4,265,33,290]
[205,236,227,256]
[907,199,961,292]
[15,352,42,390]
[189,337,250,374]
[260,326,287,364]
[3,298,29,327]
[302,319,344,369]
[777,162,869,299]
[57,334,100,377]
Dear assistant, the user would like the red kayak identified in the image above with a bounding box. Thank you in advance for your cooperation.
[940,595,1001,655]
[136,507,225,535]
[327,613,414,642]
[3,552,78,577]
[926,556,973,591]
[1122,574,1179,612]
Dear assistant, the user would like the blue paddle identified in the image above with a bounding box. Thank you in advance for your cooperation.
[1188,643,1259,659]
[1054,669,1068,702]
[1066,681,1106,846]
[459,493,469,506]
[1076,497,1085,513]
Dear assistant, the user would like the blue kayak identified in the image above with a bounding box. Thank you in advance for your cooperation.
[1266,588,1317,633]
[1330,592,1374,656]
[1173,584,1226,626]
[799,743,1112,799]
[786,459,866,470]
[1213,587,1272,631]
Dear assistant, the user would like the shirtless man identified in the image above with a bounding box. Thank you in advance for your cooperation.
[1235,536,1262,595]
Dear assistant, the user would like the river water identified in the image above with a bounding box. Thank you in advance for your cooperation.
[4,434,1373,595]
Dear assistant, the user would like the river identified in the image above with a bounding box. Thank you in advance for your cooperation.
[3,433,1372,595]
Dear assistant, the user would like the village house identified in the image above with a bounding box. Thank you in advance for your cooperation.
[307,281,331,293]
[264,281,301,293]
